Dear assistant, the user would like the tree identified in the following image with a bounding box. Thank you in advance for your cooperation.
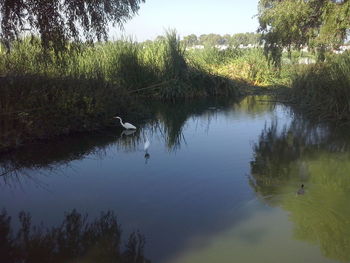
[155,35,166,42]
[258,0,350,66]
[0,0,145,52]
[198,33,223,47]
[182,34,198,47]
[229,32,260,47]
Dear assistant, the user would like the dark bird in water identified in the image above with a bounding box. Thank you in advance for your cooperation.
[297,184,305,195]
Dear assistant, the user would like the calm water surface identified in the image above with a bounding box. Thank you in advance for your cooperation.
[1,96,350,263]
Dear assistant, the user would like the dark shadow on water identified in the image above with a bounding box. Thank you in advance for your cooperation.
[0,209,150,263]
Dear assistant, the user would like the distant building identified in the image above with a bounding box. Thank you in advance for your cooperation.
[301,46,309,52]
[333,45,350,54]
[215,44,229,50]
[186,45,205,50]
[238,44,257,49]
[298,57,316,64]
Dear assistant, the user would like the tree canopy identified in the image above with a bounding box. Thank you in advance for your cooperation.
[0,0,145,52]
[258,0,350,66]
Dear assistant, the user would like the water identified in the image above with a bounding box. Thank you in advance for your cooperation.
[1,96,350,263]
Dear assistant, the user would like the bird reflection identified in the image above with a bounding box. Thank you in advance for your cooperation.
[120,129,136,137]
[144,152,150,164]
[144,135,151,164]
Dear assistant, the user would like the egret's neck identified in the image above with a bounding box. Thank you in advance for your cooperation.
[117,118,123,126]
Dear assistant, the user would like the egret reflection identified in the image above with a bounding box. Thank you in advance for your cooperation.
[144,135,151,164]
[120,129,137,137]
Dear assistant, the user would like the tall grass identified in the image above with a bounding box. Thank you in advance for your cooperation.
[291,52,350,123]
[0,32,237,151]
[188,47,294,87]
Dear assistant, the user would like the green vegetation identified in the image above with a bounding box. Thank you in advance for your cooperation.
[257,0,350,123]
[188,47,294,86]
[258,0,350,66]
[0,32,238,152]
[0,0,144,52]
[290,52,350,123]
[1,0,350,152]
[181,32,261,48]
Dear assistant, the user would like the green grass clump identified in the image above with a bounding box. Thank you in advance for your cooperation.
[291,52,350,122]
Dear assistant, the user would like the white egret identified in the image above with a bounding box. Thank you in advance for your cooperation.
[114,116,136,130]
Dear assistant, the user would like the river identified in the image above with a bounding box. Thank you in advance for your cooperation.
[1,96,350,263]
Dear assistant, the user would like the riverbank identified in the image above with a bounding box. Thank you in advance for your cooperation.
[0,33,242,153]
[2,33,350,153]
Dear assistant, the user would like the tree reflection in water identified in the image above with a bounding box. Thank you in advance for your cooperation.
[0,97,246,184]
[250,117,350,262]
[0,209,150,263]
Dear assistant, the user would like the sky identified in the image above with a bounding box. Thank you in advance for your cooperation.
[110,0,260,41]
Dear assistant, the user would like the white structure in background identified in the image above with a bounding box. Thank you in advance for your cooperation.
[215,44,229,50]
[301,46,309,52]
[283,45,309,53]
[298,57,316,64]
[186,44,260,50]
[333,45,350,54]
[186,45,205,50]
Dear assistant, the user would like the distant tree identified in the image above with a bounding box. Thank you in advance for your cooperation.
[222,34,232,45]
[230,32,260,47]
[155,35,166,42]
[258,0,350,66]
[198,33,223,47]
[230,33,247,47]
[0,0,145,52]
[183,34,198,46]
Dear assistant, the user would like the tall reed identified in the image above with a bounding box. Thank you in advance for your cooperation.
[291,52,350,123]
[188,47,294,87]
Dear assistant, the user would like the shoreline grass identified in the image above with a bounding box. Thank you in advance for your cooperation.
[1,30,349,152]
[0,32,240,152]
[290,52,350,124]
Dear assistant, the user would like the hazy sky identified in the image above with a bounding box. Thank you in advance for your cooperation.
[111,0,260,41]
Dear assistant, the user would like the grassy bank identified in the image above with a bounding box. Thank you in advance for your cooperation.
[2,29,348,152]
[290,52,350,123]
[187,47,294,87]
[0,32,238,152]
